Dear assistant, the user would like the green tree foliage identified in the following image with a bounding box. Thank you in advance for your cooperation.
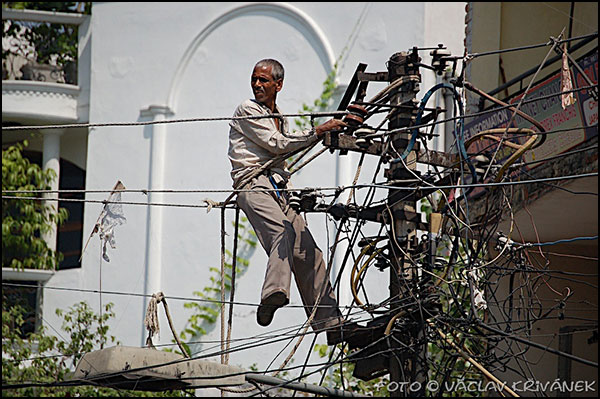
[1,143,187,395]
[294,61,341,132]
[2,141,68,270]
[2,300,187,396]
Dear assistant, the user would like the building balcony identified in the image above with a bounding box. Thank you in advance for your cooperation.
[2,80,80,123]
[2,7,90,126]
[2,7,90,274]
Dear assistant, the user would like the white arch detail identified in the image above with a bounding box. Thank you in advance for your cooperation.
[166,2,336,112]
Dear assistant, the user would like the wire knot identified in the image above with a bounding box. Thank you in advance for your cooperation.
[204,198,222,213]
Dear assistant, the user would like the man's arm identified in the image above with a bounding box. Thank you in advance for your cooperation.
[234,101,320,155]
[234,102,347,154]
[315,119,348,138]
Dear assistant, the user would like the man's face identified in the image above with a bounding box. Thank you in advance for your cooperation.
[251,65,282,105]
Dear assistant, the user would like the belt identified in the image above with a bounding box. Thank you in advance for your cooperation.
[268,175,282,198]
[265,170,288,199]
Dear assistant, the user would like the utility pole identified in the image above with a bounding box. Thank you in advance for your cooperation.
[323,47,456,393]
[385,49,427,397]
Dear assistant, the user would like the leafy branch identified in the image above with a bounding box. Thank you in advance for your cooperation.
[2,141,68,271]
[2,300,187,396]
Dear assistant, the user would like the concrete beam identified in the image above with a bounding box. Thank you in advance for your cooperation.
[70,346,245,391]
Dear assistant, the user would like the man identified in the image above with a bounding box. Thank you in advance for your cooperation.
[228,59,358,345]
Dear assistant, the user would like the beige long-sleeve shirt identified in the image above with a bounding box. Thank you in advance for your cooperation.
[228,99,318,188]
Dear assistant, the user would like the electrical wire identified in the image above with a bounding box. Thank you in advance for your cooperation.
[465,31,597,59]
[1,110,349,131]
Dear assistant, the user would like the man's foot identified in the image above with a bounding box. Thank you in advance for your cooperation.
[257,291,288,327]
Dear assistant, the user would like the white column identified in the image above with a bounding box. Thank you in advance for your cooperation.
[139,105,173,346]
[333,151,356,308]
[442,69,454,154]
[41,129,63,253]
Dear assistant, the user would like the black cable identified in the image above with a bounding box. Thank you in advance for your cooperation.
[466,31,598,59]
[477,321,598,368]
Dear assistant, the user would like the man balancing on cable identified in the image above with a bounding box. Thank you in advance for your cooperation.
[227,58,368,346]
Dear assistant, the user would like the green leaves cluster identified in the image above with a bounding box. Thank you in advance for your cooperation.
[2,141,68,271]
[294,61,341,133]
[2,300,185,397]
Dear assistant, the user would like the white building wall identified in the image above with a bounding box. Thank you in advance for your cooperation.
[42,1,466,384]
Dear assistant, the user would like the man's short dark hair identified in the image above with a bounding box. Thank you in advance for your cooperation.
[255,59,284,81]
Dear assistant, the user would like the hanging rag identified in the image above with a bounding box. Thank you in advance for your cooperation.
[560,43,576,109]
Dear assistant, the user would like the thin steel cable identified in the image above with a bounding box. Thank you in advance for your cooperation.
[3,172,597,208]
[3,84,594,148]
[478,29,564,181]
[1,111,349,131]
[219,206,226,366]
[224,207,240,365]
[465,31,597,59]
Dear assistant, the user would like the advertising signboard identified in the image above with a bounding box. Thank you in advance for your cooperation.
[462,50,597,172]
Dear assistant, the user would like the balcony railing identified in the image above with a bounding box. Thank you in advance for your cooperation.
[2,8,87,85]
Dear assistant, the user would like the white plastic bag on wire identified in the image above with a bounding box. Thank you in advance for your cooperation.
[98,182,127,262]
[80,181,127,263]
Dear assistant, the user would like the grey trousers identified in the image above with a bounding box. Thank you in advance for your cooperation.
[236,174,342,331]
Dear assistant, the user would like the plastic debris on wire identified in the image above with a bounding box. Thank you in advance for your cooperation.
[203,198,221,213]
[465,268,488,311]
[98,182,127,262]
[80,181,127,262]
[473,287,488,310]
